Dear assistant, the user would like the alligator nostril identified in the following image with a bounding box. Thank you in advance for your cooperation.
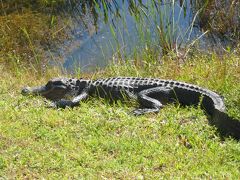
[21,87,30,95]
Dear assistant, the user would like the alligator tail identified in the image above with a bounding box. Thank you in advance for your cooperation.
[206,91,240,140]
[212,109,240,140]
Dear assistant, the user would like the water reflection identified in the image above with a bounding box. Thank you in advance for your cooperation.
[58,0,238,72]
[60,0,197,71]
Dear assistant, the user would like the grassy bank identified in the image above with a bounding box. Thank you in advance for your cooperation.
[0,51,239,178]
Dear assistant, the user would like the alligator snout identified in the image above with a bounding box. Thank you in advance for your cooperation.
[21,87,31,95]
[21,86,48,96]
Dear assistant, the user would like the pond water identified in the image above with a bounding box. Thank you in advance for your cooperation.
[55,0,225,72]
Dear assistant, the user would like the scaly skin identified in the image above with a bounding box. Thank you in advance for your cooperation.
[21,77,240,139]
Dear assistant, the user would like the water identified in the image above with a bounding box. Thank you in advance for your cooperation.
[58,0,205,72]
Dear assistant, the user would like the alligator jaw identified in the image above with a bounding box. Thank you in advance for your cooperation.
[21,85,50,96]
[21,84,68,101]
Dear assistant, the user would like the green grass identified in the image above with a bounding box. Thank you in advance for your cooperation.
[1,1,239,178]
[0,51,240,178]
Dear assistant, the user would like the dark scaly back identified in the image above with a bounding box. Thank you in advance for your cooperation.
[84,77,238,139]
[90,77,226,115]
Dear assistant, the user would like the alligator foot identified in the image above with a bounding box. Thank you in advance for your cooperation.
[45,99,74,109]
[132,108,160,116]
[45,100,57,108]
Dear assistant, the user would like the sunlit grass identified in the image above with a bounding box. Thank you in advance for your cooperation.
[0,0,239,178]
[0,51,240,178]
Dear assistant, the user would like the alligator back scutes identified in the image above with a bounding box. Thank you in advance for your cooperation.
[91,77,226,112]
[92,77,216,95]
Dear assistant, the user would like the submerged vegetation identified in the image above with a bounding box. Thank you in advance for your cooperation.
[192,0,240,42]
[1,0,239,68]
[0,0,239,178]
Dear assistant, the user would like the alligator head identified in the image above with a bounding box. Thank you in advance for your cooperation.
[21,78,83,101]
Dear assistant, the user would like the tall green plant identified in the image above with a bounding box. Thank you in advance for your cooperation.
[127,0,208,62]
[191,0,240,42]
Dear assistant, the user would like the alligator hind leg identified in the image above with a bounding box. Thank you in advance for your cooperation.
[133,87,173,116]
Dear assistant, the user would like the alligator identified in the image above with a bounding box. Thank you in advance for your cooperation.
[21,77,240,139]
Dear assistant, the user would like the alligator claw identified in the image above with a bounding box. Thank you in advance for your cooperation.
[45,101,57,108]
[44,99,75,109]
[132,108,160,116]
[132,109,146,116]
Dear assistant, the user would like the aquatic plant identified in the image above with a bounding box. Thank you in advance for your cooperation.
[191,0,240,43]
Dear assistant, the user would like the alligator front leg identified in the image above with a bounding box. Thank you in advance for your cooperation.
[51,91,89,108]
[133,87,173,115]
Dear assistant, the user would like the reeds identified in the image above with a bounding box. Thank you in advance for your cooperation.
[191,0,239,42]
[105,0,207,64]
[1,0,239,71]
